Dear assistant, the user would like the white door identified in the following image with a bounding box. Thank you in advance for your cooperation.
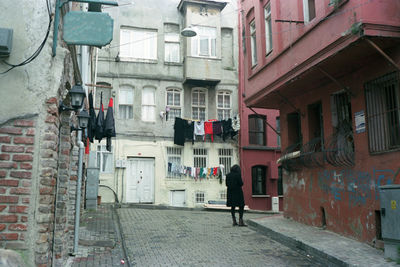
[170,190,185,207]
[125,158,155,203]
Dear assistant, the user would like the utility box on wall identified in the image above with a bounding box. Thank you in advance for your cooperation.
[0,28,13,57]
[379,184,400,261]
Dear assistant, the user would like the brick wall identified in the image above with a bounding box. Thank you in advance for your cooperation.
[0,118,35,250]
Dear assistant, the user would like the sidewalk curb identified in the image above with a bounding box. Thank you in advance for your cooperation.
[247,219,348,267]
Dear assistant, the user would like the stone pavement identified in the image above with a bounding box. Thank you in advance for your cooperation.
[248,215,398,267]
[118,207,321,266]
[67,205,127,267]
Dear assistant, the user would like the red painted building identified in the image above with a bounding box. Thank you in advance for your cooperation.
[239,0,400,246]
[238,1,282,212]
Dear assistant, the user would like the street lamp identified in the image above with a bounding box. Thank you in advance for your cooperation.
[71,110,90,132]
[181,25,197,37]
[59,83,86,112]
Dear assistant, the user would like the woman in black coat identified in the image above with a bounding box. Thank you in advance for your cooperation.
[226,164,246,226]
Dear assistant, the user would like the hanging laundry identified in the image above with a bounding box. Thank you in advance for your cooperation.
[202,168,208,177]
[194,121,205,141]
[222,118,236,140]
[207,168,211,177]
[95,92,105,142]
[184,120,194,144]
[212,121,222,137]
[191,167,196,178]
[232,115,240,131]
[87,91,96,143]
[204,121,214,142]
[213,167,218,176]
[174,117,185,146]
[104,98,116,152]
[168,162,172,173]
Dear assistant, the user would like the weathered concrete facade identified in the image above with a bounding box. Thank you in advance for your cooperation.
[241,0,400,245]
[96,0,239,207]
[0,1,93,266]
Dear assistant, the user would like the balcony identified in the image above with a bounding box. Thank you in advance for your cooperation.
[183,56,221,85]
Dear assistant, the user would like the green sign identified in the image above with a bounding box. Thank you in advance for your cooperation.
[63,11,114,47]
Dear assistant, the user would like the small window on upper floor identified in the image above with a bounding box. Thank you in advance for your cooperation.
[191,26,216,58]
[264,3,273,54]
[164,24,180,63]
[303,0,316,23]
[192,88,206,121]
[250,20,257,66]
[166,88,182,120]
[142,86,156,122]
[119,87,134,120]
[120,27,157,61]
[217,91,231,120]
[249,115,266,146]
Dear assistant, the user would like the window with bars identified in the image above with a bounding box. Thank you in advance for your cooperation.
[365,72,400,153]
[142,86,156,122]
[193,148,207,168]
[192,89,206,121]
[119,87,134,119]
[166,147,182,178]
[218,148,232,173]
[219,190,227,200]
[278,166,283,196]
[250,20,257,66]
[217,91,231,120]
[195,191,205,204]
[249,115,266,145]
[252,165,267,195]
[166,88,182,120]
[264,3,273,54]
[97,145,113,173]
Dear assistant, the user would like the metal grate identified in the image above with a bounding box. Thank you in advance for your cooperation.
[219,190,227,200]
[195,191,205,204]
[218,148,232,172]
[193,148,207,168]
[365,72,400,153]
[167,147,182,178]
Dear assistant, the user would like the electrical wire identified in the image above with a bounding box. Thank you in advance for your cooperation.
[0,0,52,75]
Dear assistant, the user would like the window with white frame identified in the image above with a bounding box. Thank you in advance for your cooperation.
[142,86,156,122]
[250,20,257,66]
[191,26,216,58]
[166,147,182,178]
[192,89,206,121]
[303,0,316,23]
[119,87,134,119]
[193,148,207,168]
[164,32,180,63]
[276,116,281,147]
[120,27,157,60]
[264,3,273,54]
[217,91,231,120]
[218,148,232,173]
[166,88,182,120]
[97,145,113,173]
[195,191,205,204]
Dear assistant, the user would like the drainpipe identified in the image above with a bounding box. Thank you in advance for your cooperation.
[73,131,84,255]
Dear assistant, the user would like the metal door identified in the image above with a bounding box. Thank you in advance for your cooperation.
[125,158,155,203]
[170,190,185,207]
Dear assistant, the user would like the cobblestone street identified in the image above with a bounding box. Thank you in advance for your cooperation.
[118,208,320,266]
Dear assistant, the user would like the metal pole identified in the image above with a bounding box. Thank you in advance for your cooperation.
[73,131,84,255]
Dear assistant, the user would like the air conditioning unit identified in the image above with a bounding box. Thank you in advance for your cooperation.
[272,196,279,212]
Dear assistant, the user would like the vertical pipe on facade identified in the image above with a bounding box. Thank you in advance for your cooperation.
[73,131,84,255]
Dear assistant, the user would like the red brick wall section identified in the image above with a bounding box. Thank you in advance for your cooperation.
[0,118,35,250]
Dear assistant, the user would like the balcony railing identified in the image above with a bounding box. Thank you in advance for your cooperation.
[278,124,354,171]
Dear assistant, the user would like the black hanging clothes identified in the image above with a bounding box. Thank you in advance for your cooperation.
[104,98,116,152]
[95,92,105,142]
[174,117,185,146]
[222,118,235,141]
[184,120,194,144]
[212,121,223,137]
[87,91,96,143]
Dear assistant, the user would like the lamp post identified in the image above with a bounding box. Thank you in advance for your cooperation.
[59,83,86,112]
[181,25,197,37]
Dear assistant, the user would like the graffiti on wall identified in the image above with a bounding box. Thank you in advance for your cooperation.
[317,168,400,207]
